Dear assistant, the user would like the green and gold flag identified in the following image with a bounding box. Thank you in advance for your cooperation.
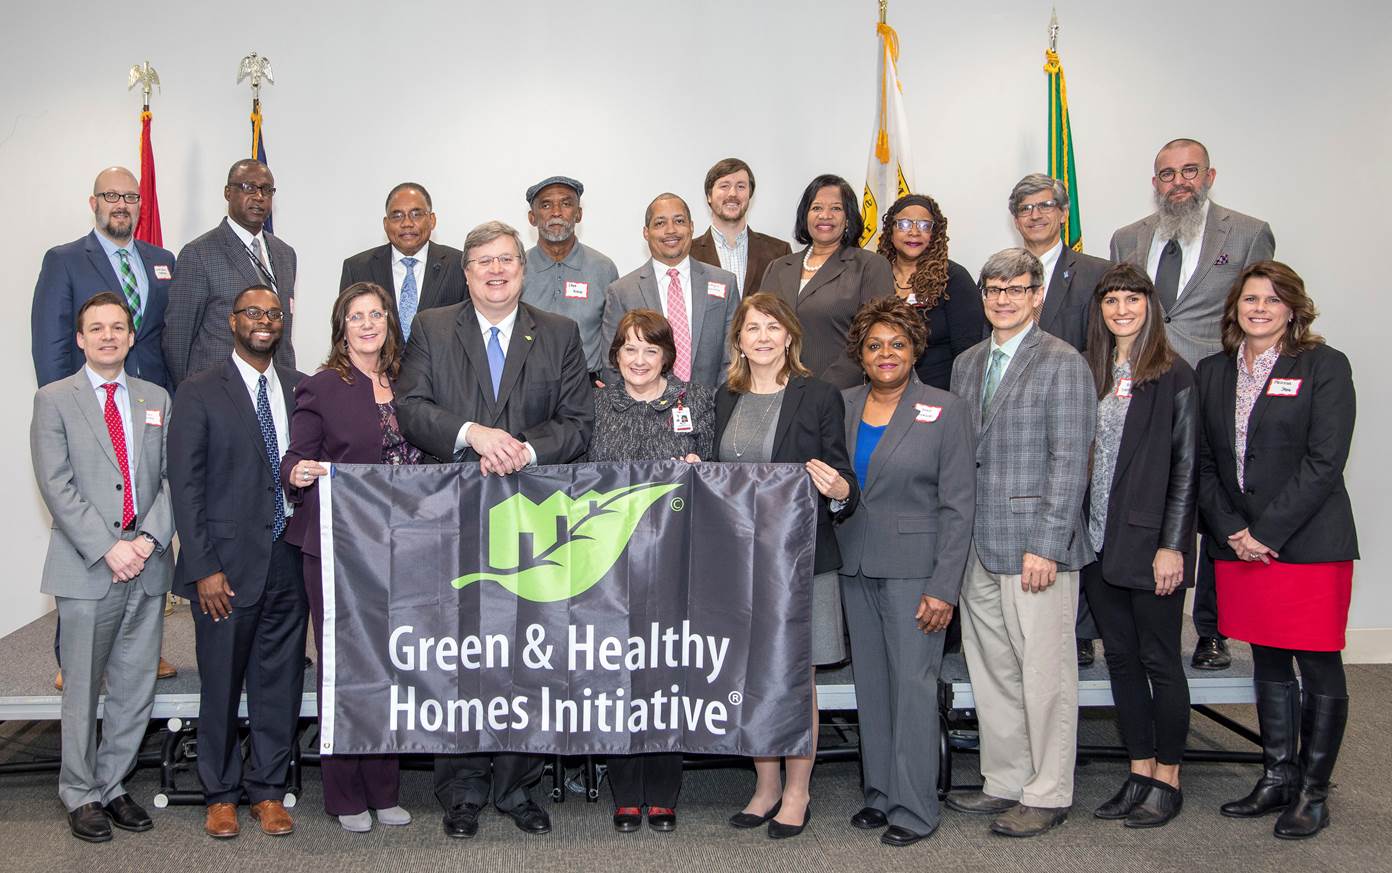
[1045,46,1083,251]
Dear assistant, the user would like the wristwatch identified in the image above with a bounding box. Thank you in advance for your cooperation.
[139,532,161,550]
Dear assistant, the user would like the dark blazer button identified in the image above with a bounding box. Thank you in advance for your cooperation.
[113,521,120,528]
[1164,316,1172,323]
[116,484,122,491]
[264,524,272,530]
[976,462,981,468]
[1245,487,1255,494]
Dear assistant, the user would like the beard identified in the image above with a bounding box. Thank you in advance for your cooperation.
[538,218,575,244]
[1154,180,1211,243]
[713,198,749,223]
[101,210,134,241]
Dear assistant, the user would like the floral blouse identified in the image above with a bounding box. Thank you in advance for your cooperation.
[1234,341,1280,487]
[378,401,422,465]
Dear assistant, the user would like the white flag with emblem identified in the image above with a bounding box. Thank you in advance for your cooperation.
[860,18,916,249]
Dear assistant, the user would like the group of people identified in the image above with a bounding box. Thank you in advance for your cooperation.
[30,140,1357,848]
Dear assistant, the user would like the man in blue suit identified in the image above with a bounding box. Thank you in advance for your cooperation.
[32,167,175,391]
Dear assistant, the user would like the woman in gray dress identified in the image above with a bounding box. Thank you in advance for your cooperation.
[713,293,858,839]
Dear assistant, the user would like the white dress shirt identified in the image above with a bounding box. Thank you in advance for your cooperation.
[392,242,429,297]
[988,320,1034,387]
[652,257,694,335]
[1038,240,1064,299]
[231,352,292,518]
[226,217,276,282]
[1145,199,1210,301]
[83,366,139,515]
[452,306,538,465]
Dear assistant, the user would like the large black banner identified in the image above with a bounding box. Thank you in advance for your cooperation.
[318,460,816,758]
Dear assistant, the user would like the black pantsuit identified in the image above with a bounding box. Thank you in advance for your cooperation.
[606,755,682,809]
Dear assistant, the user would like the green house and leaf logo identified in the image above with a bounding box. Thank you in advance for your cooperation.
[451,482,682,602]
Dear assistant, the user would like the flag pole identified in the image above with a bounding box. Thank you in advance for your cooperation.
[879,0,887,25]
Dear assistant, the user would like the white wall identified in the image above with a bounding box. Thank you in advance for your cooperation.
[6,1,1387,654]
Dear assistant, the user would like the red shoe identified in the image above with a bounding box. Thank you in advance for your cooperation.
[648,806,676,832]
[613,806,642,832]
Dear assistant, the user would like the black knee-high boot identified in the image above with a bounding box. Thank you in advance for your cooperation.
[1221,680,1300,817]
[1274,693,1348,839]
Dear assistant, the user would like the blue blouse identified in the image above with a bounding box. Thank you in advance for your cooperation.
[854,421,887,486]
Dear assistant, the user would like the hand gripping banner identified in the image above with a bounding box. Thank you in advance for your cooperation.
[318,460,816,758]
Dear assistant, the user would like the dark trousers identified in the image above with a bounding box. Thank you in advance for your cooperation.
[304,553,401,816]
[1082,559,1190,764]
[1191,538,1223,638]
[1251,645,1347,697]
[433,753,544,813]
[607,754,683,808]
[192,539,309,805]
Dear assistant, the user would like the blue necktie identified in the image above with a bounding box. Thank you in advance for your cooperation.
[399,256,419,341]
[982,348,1006,415]
[256,374,286,540]
[487,326,505,400]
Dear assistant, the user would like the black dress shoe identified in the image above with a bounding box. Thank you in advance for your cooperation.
[69,802,112,843]
[612,806,642,833]
[881,824,931,847]
[850,806,888,829]
[647,806,676,832]
[767,806,810,839]
[1125,779,1182,828]
[103,794,153,832]
[442,803,481,839]
[1191,637,1232,670]
[1077,638,1095,667]
[729,800,780,829]
[1094,775,1148,819]
[504,800,552,835]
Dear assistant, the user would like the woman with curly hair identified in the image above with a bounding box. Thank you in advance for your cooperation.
[874,194,984,389]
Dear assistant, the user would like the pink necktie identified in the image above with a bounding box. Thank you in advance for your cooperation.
[103,383,135,529]
[666,268,692,382]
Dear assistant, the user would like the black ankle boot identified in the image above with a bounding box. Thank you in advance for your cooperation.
[1275,693,1348,839]
[1221,680,1300,818]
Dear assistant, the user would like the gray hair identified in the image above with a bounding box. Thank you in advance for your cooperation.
[979,248,1044,287]
[462,220,526,263]
[1007,173,1069,216]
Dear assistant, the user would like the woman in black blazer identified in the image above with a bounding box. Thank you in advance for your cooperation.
[1079,265,1197,829]
[1197,261,1357,840]
[712,293,858,839]
[872,194,985,389]
[758,174,895,389]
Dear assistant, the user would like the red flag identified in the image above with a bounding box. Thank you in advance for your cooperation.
[135,110,162,246]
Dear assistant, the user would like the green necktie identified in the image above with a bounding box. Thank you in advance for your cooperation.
[116,249,143,331]
[982,348,1006,414]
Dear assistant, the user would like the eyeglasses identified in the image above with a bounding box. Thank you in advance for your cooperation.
[233,306,285,321]
[96,191,141,204]
[1155,165,1207,183]
[346,310,387,325]
[467,254,519,269]
[230,181,277,197]
[981,284,1039,300]
[892,218,934,233]
[1014,199,1059,217]
[387,209,430,223]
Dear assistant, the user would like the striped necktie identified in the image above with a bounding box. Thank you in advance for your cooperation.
[115,249,143,330]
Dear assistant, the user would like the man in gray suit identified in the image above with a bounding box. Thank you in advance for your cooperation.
[1008,172,1111,667]
[600,193,740,388]
[946,249,1095,838]
[1109,138,1275,670]
[163,159,297,387]
[31,292,174,843]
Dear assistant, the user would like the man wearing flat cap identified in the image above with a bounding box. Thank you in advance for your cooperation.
[520,176,619,384]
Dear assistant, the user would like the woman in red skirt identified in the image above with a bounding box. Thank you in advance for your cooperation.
[1195,261,1358,840]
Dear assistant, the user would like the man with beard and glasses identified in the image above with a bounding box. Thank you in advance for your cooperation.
[520,176,618,384]
[1110,138,1275,672]
[340,182,469,343]
[690,157,790,296]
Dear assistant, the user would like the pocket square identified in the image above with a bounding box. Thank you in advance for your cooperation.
[1214,253,1230,266]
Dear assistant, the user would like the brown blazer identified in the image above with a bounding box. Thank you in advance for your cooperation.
[760,245,895,389]
[690,226,791,296]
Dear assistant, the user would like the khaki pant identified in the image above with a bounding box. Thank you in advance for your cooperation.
[959,550,1079,808]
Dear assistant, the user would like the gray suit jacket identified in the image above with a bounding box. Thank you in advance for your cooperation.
[600,258,740,388]
[163,218,297,386]
[31,371,174,599]
[1108,201,1274,366]
[950,326,1095,574]
[836,379,976,602]
[1040,247,1112,352]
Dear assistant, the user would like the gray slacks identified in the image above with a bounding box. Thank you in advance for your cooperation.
[841,572,946,835]
[56,583,164,811]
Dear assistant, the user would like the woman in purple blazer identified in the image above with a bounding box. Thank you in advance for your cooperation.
[281,282,422,832]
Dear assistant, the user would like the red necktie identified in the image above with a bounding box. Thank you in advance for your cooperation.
[103,383,135,529]
[666,268,692,382]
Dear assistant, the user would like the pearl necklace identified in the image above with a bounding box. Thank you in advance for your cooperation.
[803,248,830,273]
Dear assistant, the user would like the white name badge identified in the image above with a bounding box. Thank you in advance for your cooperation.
[706,281,727,299]
[564,281,589,300]
[671,406,694,433]
[914,403,941,423]
[145,409,163,427]
[1116,378,1133,399]
[152,264,172,280]
[1267,378,1302,397]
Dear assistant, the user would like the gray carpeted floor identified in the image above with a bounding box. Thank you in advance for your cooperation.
[0,665,1387,873]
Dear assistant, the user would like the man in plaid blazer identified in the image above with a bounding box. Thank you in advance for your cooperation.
[163,160,296,387]
[946,248,1096,838]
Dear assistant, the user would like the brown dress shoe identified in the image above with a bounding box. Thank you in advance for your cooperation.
[54,670,63,691]
[250,799,295,835]
[157,657,177,680]
[205,802,239,838]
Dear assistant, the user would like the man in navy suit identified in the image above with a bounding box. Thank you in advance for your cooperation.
[32,166,174,390]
